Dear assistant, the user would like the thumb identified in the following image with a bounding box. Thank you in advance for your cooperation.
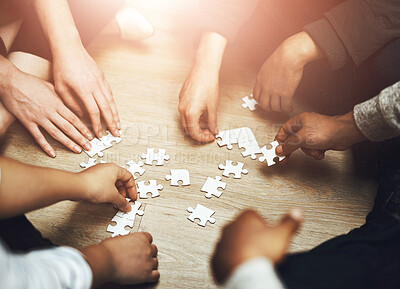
[276,132,305,156]
[277,209,303,240]
[113,192,131,212]
[207,106,218,135]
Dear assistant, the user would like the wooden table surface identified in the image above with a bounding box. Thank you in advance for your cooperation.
[0,1,377,288]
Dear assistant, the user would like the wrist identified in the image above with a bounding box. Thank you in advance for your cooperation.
[0,57,19,94]
[284,31,324,67]
[335,111,367,146]
[50,35,84,59]
[81,242,115,288]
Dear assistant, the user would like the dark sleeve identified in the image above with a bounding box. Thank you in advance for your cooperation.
[199,0,259,42]
[304,0,400,70]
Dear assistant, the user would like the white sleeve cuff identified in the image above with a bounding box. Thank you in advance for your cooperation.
[224,257,285,289]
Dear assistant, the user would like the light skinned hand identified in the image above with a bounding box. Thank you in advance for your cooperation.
[52,44,120,138]
[81,232,159,287]
[212,209,303,284]
[178,68,219,142]
[275,111,367,160]
[78,163,137,212]
[253,31,324,113]
[0,69,92,157]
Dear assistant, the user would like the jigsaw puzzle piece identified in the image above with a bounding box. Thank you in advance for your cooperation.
[218,160,248,179]
[107,215,134,237]
[259,141,285,166]
[238,139,262,159]
[80,157,97,169]
[201,176,226,199]
[187,204,216,227]
[137,180,163,199]
[141,148,170,166]
[165,169,190,186]
[100,130,122,147]
[241,94,259,111]
[126,160,146,179]
[84,138,107,158]
[116,201,144,221]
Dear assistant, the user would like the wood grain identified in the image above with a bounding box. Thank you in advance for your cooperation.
[0,1,377,288]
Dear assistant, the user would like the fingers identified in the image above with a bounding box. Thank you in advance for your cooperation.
[186,111,214,142]
[99,78,121,131]
[58,106,93,140]
[278,133,303,156]
[55,85,85,117]
[115,166,136,196]
[140,232,153,243]
[270,95,281,112]
[26,123,56,158]
[42,120,82,154]
[277,209,303,240]
[301,148,325,160]
[81,94,103,138]
[93,90,119,137]
[151,244,158,257]
[52,113,91,151]
[113,192,131,212]
[148,270,160,283]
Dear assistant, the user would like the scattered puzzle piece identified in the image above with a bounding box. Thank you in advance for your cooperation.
[201,176,226,199]
[187,204,216,227]
[100,130,122,147]
[216,127,256,149]
[238,139,262,159]
[126,160,146,179]
[84,138,108,157]
[116,201,144,221]
[218,160,248,179]
[241,94,259,111]
[259,141,285,166]
[80,157,97,169]
[141,148,170,166]
[107,215,134,237]
[165,169,190,186]
[137,180,163,199]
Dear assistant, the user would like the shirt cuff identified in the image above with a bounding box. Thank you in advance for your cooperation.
[353,95,399,142]
[304,18,348,70]
[224,257,285,289]
[199,13,240,43]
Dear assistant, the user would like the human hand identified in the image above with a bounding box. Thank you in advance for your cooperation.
[212,209,303,284]
[52,45,120,138]
[82,232,159,287]
[178,68,219,142]
[253,32,323,113]
[275,111,367,160]
[178,31,227,143]
[77,163,137,212]
[0,68,92,157]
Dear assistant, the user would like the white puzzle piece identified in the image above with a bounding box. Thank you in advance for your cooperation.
[165,169,190,186]
[241,94,259,111]
[116,201,144,221]
[238,139,262,159]
[137,180,163,199]
[201,176,226,199]
[80,157,97,169]
[216,127,256,150]
[100,130,122,147]
[218,160,248,179]
[141,148,170,166]
[126,160,146,179]
[259,141,285,166]
[187,204,216,227]
[84,138,108,158]
[107,215,134,237]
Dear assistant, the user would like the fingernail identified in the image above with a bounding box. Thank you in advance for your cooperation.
[84,142,91,151]
[49,150,56,158]
[215,128,219,135]
[289,209,303,221]
[86,133,94,140]
[276,145,283,156]
[117,121,121,129]
[115,129,120,137]
[98,131,103,138]
[74,145,82,153]
[125,203,131,212]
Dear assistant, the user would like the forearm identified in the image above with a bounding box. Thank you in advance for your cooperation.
[192,31,228,77]
[0,157,85,218]
[0,56,18,94]
[32,0,83,57]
